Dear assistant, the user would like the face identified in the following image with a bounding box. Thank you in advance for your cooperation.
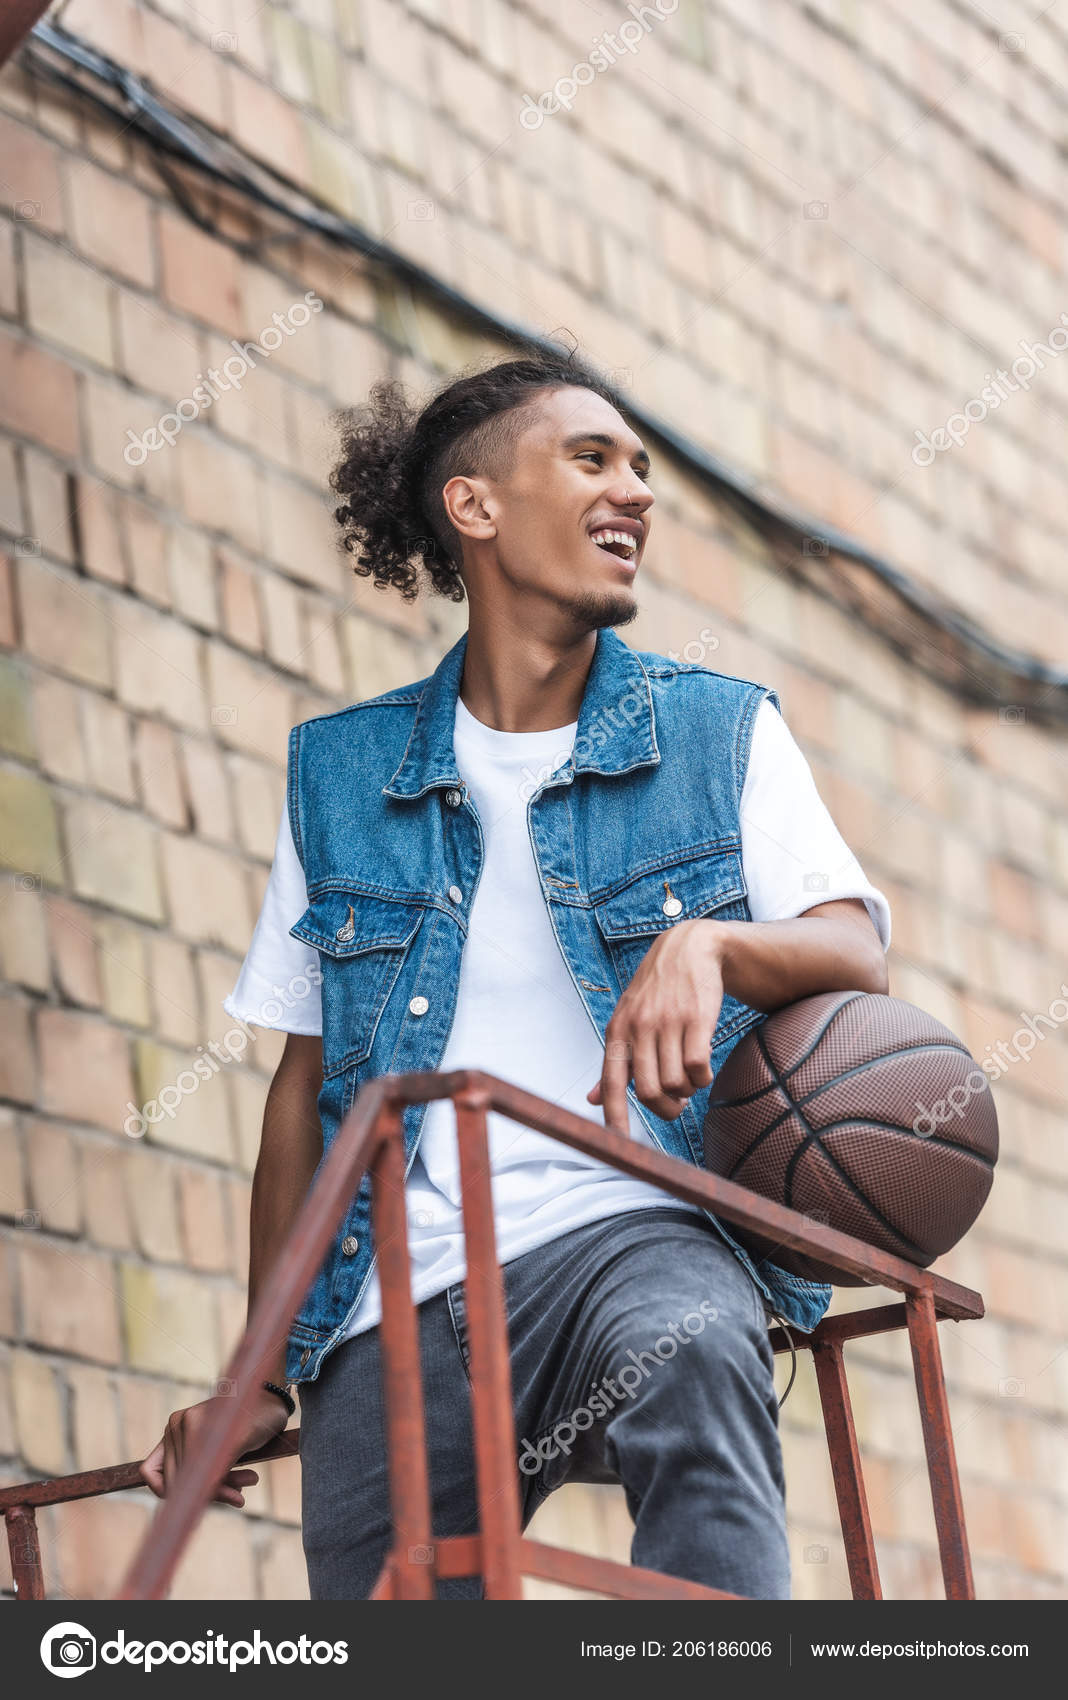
[444,387,655,632]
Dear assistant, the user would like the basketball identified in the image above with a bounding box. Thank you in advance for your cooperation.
[703,990,999,1285]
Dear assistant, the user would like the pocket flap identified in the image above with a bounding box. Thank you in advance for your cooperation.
[593,849,746,940]
[289,888,425,957]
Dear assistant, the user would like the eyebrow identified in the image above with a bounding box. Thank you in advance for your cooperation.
[561,430,651,476]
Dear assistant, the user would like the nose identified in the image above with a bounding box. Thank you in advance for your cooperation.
[614,479,654,514]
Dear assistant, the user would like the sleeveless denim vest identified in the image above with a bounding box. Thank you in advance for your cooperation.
[282,627,832,1385]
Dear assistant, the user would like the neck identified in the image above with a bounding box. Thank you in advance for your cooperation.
[459,606,596,732]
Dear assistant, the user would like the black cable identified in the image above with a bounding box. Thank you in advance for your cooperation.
[22,19,1068,726]
[770,1312,799,1409]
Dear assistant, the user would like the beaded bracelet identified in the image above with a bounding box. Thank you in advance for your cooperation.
[262,1379,295,1418]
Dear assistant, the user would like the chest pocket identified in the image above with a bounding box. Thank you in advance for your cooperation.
[290,887,426,1080]
[591,847,755,1043]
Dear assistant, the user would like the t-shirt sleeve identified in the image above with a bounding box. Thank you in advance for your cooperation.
[739,697,891,951]
[221,796,324,1034]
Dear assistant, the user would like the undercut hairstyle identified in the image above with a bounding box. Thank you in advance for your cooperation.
[330,350,627,602]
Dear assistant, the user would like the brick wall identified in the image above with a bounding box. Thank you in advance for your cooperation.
[1,0,1065,1601]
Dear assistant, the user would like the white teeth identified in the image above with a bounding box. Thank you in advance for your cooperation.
[591,529,638,555]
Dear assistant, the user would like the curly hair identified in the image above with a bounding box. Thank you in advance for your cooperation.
[330,350,627,603]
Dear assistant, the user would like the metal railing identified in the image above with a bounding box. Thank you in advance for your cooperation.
[1,1068,984,1601]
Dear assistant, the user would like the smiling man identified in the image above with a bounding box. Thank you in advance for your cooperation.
[140,353,891,1601]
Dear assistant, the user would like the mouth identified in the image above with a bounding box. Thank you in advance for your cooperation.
[589,526,641,564]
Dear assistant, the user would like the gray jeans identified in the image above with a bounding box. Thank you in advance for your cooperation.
[297,1206,790,1599]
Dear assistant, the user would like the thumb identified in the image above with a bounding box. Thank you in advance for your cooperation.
[587,1081,602,1104]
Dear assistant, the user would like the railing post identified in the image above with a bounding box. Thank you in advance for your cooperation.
[905,1287,974,1600]
[454,1089,524,1600]
[372,1101,436,1599]
[811,1340,882,1599]
[5,1504,45,1600]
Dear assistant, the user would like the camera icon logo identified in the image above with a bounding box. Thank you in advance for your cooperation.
[40,1622,97,1678]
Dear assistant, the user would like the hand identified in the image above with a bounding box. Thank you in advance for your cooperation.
[138,1386,291,1509]
[587,919,724,1135]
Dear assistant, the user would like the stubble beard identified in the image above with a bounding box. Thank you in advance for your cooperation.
[558,583,640,633]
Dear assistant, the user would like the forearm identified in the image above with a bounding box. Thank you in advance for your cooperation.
[247,1064,323,1385]
[708,906,888,1014]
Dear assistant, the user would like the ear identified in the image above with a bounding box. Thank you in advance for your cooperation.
[442,473,498,545]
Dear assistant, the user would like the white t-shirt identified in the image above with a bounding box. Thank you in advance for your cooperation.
[223,697,891,1338]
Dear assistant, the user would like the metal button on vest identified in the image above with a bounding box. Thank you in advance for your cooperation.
[662,896,683,916]
[300,1347,311,1366]
[341,1235,359,1256]
[409,995,429,1016]
[448,884,463,903]
[445,788,462,807]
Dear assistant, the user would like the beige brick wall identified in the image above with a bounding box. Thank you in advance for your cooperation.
[1,0,1065,1600]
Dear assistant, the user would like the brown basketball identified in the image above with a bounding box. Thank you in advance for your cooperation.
[703,990,998,1285]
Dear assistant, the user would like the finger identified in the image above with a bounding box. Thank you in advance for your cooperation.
[656,1023,691,1102]
[162,1421,179,1498]
[634,1026,688,1120]
[226,1469,259,1488]
[139,1442,165,1499]
[631,1026,666,1111]
[601,1030,632,1134]
[171,1414,185,1477]
[681,1021,715,1093]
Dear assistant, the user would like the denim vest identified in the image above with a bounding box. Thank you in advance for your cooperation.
[282,627,832,1385]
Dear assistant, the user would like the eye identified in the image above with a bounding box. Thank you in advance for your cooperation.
[577,451,604,465]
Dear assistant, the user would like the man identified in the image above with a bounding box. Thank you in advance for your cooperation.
[141,354,890,1599]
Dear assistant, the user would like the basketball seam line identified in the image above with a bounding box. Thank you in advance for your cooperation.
[721,1039,973,1113]
[721,1039,987,1178]
[782,1127,931,1262]
[743,1114,995,1171]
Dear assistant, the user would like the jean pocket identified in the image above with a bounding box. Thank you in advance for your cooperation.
[446,1282,472,1381]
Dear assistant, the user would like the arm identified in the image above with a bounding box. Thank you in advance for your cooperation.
[713,895,888,1011]
[138,1032,323,1506]
[590,695,891,1133]
[589,898,887,1133]
[247,1031,324,1385]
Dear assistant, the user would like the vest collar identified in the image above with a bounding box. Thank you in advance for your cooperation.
[383,626,661,800]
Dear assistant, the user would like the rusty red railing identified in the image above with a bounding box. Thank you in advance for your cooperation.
[1,1068,984,1601]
